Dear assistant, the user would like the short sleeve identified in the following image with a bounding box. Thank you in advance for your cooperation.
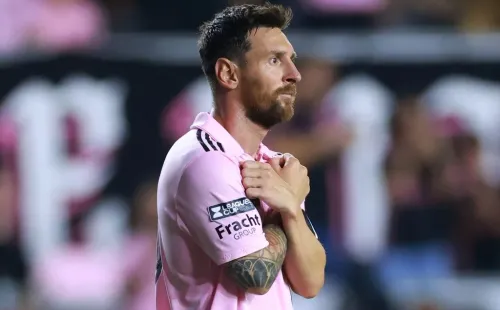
[176,151,269,265]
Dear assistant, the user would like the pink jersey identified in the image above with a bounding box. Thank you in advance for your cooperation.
[156,112,295,310]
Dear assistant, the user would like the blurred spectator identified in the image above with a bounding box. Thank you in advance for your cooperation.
[323,73,394,266]
[0,159,30,310]
[0,76,128,269]
[32,244,123,310]
[0,0,106,55]
[458,0,500,32]
[266,58,350,168]
[377,0,500,31]
[265,58,350,237]
[379,98,457,300]
[162,76,213,144]
[322,73,394,310]
[31,0,107,52]
[30,178,157,310]
[378,0,457,28]
[424,75,500,188]
[121,179,158,310]
[2,1,500,308]
[0,0,36,54]
[448,134,500,272]
[267,60,396,309]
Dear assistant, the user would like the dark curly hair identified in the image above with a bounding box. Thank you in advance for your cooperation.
[198,3,293,89]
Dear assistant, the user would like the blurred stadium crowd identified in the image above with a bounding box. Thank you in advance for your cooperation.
[2,0,500,310]
[3,0,500,53]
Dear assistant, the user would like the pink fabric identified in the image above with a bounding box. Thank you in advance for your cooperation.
[0,113,17,150]
[161,94,195,141]
[433,115,466,137]
[33,0,105,51]
[33,245,124,303]
[0,0,104,54]
[156,112,295,310]
[0,0,36,53]
[122,234,157,310]
[33,237,157,308]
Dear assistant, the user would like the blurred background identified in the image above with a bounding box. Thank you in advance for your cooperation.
[2,0,500,309]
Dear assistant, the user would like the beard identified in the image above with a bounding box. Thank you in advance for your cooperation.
[241,79,297,129]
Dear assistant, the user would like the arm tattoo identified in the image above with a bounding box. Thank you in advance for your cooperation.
[225,224,287,291]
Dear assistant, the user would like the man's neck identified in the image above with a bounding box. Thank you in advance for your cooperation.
[213,105,268,157]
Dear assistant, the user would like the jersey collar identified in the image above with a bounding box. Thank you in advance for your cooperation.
[190,111,268,160]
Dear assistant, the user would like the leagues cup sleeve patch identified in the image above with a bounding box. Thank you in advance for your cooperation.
[303,210,318,239]
[207,197,256,222]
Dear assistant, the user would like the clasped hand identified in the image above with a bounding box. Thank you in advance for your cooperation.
[241,155,310,217]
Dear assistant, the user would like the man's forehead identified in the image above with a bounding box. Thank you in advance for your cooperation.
[248,27,295,55]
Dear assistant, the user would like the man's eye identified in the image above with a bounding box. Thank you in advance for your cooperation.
[270,57,280,65]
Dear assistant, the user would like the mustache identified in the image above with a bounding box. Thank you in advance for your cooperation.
[275,85,297,96]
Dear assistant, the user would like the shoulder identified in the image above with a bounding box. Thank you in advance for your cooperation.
[176,133,241,188]
[184,150,238,176]
[169,129,235,165]
[161,129,237,185]
[176,141,246,204]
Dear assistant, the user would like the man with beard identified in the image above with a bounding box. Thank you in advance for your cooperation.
[155,3,326,310]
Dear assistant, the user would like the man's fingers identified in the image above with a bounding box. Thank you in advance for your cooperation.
[240,160,271,170]
[242,177,262,188]
[283,154,298,167]
[278,155,287,167]
[245,187,262,199]
[241,168,263,178]
[268,157,282,171]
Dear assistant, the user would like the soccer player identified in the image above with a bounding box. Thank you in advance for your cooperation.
[156,4,326,309]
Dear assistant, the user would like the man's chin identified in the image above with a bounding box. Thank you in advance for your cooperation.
[246,102,294,128]
[281,105,295,122]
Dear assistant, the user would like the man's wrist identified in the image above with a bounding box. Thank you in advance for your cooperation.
[280,208,304,243]
[280,205,301,226]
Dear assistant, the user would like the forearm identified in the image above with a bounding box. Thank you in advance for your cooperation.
[225,224,287,295]
[282,210,326,298]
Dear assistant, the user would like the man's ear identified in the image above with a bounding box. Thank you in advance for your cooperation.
[215,58,239,90]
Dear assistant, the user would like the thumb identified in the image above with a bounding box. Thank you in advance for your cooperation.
[281,153,294,166]
[268,157,282,171]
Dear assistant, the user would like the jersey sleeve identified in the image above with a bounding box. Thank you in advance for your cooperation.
[176,151,269,265]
